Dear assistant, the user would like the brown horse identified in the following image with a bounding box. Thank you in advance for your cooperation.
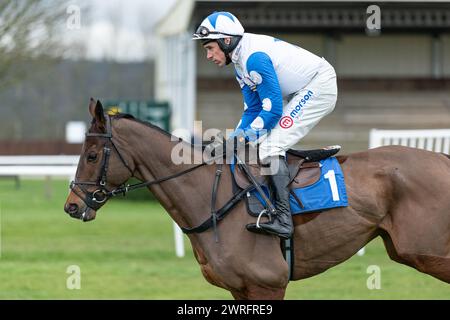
[64,99,450,299]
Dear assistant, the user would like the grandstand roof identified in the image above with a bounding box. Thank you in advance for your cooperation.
[156,0,450,36]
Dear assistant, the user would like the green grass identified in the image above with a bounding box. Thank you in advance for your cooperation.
[0,179,448,299]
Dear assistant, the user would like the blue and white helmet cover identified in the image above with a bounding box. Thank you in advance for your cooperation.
[193,11,244,40]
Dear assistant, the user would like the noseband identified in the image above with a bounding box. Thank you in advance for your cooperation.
[70,114,207,211]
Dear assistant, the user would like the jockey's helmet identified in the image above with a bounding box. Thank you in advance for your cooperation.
[193,11,244,58]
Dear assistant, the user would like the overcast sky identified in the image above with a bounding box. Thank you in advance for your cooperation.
[65,0,177,61]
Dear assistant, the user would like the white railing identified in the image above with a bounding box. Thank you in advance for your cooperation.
[357,128,450,256]
[0,155,79,179]
[369,128,450,153]
[0,155,185,258]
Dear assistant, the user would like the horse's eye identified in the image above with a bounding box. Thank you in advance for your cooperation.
[87,153,98,162]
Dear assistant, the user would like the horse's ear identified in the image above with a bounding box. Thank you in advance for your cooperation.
[88,97,96,117]
[88,97,105,125]
[95,100,105,124]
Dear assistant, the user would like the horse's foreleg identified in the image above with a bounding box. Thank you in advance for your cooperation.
[231,286,286,300]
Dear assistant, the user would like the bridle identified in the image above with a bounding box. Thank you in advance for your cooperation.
[69,113,265,243]
[70,114,206,211]
[70,114,134,210]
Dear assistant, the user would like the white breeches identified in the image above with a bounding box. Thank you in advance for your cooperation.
[256,59,338,162]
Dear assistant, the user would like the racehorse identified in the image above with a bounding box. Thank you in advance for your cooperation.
[64,98,450,299]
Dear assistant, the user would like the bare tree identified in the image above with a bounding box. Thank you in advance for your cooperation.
[0,1,72,87]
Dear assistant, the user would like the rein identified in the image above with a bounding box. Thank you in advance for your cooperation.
[107,162,207,197]
[70,113,253,240]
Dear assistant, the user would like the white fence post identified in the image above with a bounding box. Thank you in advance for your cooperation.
[173,222,185,258]
[357,128,450,256]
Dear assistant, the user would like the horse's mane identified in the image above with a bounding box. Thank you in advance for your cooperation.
[111,113,173,139]
[111,113,213,149]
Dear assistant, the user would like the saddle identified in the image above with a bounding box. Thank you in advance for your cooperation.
[233,145,341,191]
[190,143,342,281]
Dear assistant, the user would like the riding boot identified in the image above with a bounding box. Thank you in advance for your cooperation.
[246,156,294,239]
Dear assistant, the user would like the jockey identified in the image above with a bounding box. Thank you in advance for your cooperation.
[193,11,338,240]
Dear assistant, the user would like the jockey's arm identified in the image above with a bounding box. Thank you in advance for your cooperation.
[235,83,260,130]
[241,52,283,141]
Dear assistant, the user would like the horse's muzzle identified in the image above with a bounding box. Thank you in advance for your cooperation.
[64,202,97,222]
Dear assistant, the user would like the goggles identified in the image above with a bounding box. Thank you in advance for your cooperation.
[193,25,238,39]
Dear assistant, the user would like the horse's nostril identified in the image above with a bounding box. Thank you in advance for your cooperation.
[67,203,79,214]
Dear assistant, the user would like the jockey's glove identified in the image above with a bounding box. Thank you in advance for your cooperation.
[225,131,247,156]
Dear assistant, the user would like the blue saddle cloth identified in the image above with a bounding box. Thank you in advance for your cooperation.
[245,157,348,215]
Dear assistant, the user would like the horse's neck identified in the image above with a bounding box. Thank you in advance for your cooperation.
[115,119,179,175]
[116,119,212,227]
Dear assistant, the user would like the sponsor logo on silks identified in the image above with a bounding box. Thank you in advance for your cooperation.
[289,90,314,119]
[279,116,293,129]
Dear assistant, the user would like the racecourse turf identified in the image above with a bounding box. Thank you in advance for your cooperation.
[0,179,448,299]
